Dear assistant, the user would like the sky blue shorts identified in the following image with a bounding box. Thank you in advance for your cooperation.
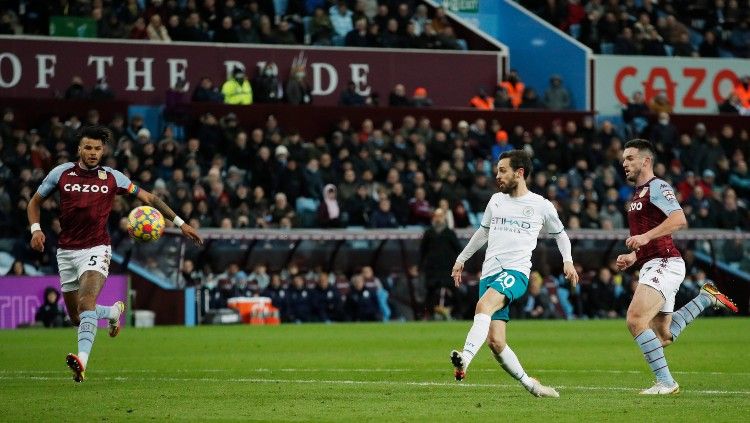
[478,269,529,322]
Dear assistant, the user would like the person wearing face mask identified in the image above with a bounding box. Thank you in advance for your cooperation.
[285,66,312,105]
[221,67,253,105]
[253,62,284,103]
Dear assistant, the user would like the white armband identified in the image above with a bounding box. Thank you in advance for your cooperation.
[30,223,42,234]
[173,216,185,228]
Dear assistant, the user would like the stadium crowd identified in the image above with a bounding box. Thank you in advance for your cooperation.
[1,99,749,320]
[181,246,726,322]
[522,0,750,58]
[0,0,466,50]
[1,0,748,322]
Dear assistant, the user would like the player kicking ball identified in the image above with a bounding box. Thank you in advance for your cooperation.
[450,150,579,398]
[617,139,737,395]
[26,126,203,382]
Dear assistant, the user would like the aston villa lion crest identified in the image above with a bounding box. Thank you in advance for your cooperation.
[98,170,107,180]
[639,187,649,198]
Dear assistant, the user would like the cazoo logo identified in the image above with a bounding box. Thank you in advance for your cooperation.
[629,202,643,211]
[63,183,109,193]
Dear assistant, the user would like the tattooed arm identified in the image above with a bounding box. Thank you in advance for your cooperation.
[137,189,203,245]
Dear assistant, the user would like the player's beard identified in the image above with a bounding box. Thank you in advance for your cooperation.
[496,177,518,194]
[80,158,101,169]
[625,167,639,184]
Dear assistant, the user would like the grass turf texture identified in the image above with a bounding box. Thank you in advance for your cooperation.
[1,319,748,422]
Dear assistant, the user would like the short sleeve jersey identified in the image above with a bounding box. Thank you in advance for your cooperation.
[627,177,682,267]
[36,163,139,250]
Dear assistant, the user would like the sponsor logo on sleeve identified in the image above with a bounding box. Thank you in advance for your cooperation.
[662,189,676,202]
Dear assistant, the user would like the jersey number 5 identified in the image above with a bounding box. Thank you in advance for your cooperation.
[88,256,97,266]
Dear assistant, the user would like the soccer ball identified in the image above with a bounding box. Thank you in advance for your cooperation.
[127,206,165,242]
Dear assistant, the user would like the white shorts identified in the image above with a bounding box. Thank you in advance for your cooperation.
[56,245,112,293]
[639,257,686,313]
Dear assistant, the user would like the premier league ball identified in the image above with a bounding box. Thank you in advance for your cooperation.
[127,206,165,242]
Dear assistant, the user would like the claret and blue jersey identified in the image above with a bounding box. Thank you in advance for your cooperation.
[36,162,139,250]
[627,177,683,267]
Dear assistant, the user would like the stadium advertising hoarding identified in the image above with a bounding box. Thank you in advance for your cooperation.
[0,275,127,329]
[0,36,502,107]
[594,55,749,115]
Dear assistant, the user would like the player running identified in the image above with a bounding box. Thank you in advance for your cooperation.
[450,150,579,398]
[26,125,203,382]
[617,139,737,395]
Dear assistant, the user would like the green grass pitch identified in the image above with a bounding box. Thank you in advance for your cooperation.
[1,319,748,422]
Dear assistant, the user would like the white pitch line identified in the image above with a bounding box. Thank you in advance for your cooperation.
[1,368,748,376]
[1,375,749,395]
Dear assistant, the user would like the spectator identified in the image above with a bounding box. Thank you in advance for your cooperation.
[269,192,295,227]
[285,66,312,105]
[129,16,148,39]
[622,91,651,137]
[90,77,114,101]
[345,275,380,321]
[329,1,354,46]
[520,87,544,109]
[469,88,494,110]
[274,20,298,45]
[344,184,375,226]
[717,188,747,230]
[389,84,410,107]
[99,13,127,38]
[317,184,342,228]
[543,74,571,110]
[672,32,696,57]
[370,198,399,228]
[287,275,313,323]
[310,7,334,45]
[214,16,239,43]
[236,17,260,43]
[589,267,619,318]
[420,208,461,319]
[729,160,750,198]
[221,68,253,105]
[193,77,223,103]
[339,81,366,106]
[648,92,673,114]
[491,130,513,163]
[698,30,721,58]
[252,62,283,103]
[35,286,67,327]
[64,76,87,100]
[146,14,171,41]
[345,17,369,47]
[614,27,638,55]
[499,70,525,109]
[410,87,433,107]
[261,274,288,319]
[522,273,554,319]
[312,271,343,322]
[734,75,750,108]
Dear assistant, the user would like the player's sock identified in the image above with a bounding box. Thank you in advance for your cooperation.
[77,310,98,368]
[95,305,114,320]
[461,313,491,368]
[493,345,534,390]
[635,329,675,386]
[669,293,711,341]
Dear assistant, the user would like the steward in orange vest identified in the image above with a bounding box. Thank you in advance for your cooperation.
[499,71,525,109]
